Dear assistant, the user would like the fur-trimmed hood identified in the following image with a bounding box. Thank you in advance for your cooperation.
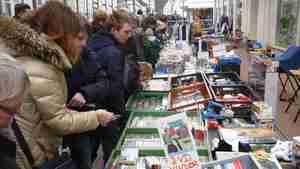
[0,16,72,71]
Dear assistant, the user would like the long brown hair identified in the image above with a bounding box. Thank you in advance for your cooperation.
[24,1,85,64]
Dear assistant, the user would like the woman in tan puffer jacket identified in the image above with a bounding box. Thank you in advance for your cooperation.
[0,2,116,169]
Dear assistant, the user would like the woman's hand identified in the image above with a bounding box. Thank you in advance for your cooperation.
[96,110,117,126]
[68,93,86,108]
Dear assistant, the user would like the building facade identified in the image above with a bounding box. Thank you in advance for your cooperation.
[214,0,300,47]
[0,0,154,17]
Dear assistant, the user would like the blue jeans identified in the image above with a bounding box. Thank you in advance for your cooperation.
[64,132,99,169]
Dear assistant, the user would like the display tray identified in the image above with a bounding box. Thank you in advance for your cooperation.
[204,72,242,86]
[125,111,209,150]
[115,128,165,150]
[220,63,240,75]
[126,111,202,129]
[106,149,166,169]
[231,104,254,119]
[210,85,257,104]
[169,73,205,89]
[218,127,278,145]
[214,152,261,169]
[168,82,212,112]
[142,77,170,92]
[126,91,169,112]
[106,149,210,169]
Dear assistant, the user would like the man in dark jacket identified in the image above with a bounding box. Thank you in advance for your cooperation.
[88,31,126,116]
[123,17,145,102]
[87,9,132,163]
[64,47,109,169]
[65,47,109,107]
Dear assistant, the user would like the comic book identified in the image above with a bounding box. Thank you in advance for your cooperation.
[158,113,202,169]
[167,151,201,169]
[159,113,197,153]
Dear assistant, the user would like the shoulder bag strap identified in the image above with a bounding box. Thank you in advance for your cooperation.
[11,119,38,169]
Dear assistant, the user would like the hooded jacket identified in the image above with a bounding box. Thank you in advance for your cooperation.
[88,31,125,114]
[65,47,109,106]
[0,16,101,169]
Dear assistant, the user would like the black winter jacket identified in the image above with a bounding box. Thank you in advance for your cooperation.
[88,31,125,114]
[0,134,17,169]
[65,47,109,109]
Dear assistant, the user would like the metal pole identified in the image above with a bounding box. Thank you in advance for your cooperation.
[76,0,79,13]
[149,0,152,14]
[86,0,88,17]
[133,0,136,14]
[182,0,184,17]
[32,0,37,9]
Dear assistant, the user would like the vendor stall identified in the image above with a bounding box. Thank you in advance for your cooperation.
[107,33,298,169]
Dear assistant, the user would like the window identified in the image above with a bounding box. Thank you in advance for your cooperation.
[276,0,300,47]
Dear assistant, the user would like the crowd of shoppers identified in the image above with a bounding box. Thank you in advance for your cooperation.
[0,1,170,169]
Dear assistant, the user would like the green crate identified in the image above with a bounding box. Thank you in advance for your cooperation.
[197,148,209,157]
[141,77,170,92]
[115,128,163,150]
[126,91,169,112]
[125,111,172,129]
[106,148,211,169]
[111,111,211,167]
[169,73,205,89]
[126,111,203,129]
[250,144,274,153]
[106,149,166,169]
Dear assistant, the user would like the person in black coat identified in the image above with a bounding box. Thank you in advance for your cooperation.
[87,9,133,163]
[123,17,145,102]
[0,133,16,169]
[62,13,113,169]
[88,31,125,115]
[64,47,110,169]
[65,47,109,108]
[123,34,144,102]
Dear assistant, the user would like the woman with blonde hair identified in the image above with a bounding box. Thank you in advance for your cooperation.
[0,54,30,169]
[91,8,108,34]
[0,1,116,169]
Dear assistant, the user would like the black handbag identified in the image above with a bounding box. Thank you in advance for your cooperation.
[12,119,79,169]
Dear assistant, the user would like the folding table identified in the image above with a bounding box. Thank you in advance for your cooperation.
[279,69,300,122]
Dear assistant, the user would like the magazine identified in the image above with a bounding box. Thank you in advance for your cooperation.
[167,151,201,169]
[159,113,197,153]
